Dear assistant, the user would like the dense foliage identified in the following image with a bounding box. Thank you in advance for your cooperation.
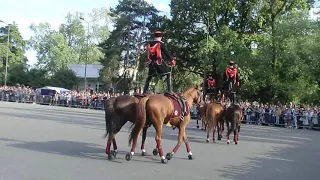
[1,0,320,104]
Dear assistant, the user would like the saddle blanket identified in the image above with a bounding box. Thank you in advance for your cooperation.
[165,95,190,118]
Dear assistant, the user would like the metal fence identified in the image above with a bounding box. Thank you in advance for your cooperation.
[243,109,320,130]
[0,91,107,110]
[1,90,319,130]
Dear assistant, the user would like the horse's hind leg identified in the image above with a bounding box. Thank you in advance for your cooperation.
[206,129,210,142]
[226,122,230,144]
[237,124,241,141]
[233,129,238,145]
[154,125,167,163]
[106,136,115,160]
[140,126,148,156]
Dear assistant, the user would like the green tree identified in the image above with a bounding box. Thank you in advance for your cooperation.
[50,69,79,90]
[99,0,159,92]
[26,68,49,88]
[29,22,71,72]
[0,23,28,84]
[29,9,111,73]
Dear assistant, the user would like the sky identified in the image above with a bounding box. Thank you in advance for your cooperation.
[0,0,171,66]
[0,0,318,66]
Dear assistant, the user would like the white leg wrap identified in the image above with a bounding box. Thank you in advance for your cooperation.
[188,151,193,155]
[130,152,134,155]
[161,156,165,159]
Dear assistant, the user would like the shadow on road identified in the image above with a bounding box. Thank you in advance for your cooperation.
[215,141,320,180]
[3,139,122,162]
[0,138,165,164]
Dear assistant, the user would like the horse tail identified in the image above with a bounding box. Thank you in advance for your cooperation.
[103,97,116,139]
[228,108,237,137]
[128,96,149,145]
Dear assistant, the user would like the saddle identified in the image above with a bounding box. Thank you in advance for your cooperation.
[164,92,189,121]
[133,93,147,99]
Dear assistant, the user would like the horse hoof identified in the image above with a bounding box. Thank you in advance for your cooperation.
[152,148,158,156]
[111,150,117,158]
[125,153,132,161]
[108,153,114,160]
[219,135,222,139]
[141,151,148,156]
[206,139,209,143]
[235,141,238,145]
[227,140,230,144]
[188,155,194,160]
[197,125,199,129]
[161,158,168,164]
[166,153,173,160]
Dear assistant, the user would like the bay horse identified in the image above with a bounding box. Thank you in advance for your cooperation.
[104,93,152,160]
[204,103,224,142]
[224,104,243,144]
[127,85,201,163]
[196,103,207,130]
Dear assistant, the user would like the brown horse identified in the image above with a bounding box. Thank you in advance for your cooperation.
[127,86,201,163]
[104,93,152,160]
[224,104,243,145]
[196,104,207,130]
[204,103,224,142]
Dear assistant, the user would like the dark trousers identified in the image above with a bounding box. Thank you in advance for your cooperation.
[221,80,237,104]
[143,62,172,93]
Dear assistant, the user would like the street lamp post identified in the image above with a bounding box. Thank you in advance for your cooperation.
[80,16,89,91]
[0,20,10,86]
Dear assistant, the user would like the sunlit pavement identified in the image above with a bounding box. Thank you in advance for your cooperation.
[0,102,319,180]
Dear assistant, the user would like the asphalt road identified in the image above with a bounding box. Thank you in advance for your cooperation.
[0,102,319,180]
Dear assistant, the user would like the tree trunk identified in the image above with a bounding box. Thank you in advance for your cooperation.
[271,16,277,70]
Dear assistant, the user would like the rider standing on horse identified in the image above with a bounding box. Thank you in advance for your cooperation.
[222,60,240,104]
[143,30,176,94]
[203,72,217,102]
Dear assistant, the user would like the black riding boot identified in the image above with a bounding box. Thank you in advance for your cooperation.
[166,73,173,93]
[203,92,206,102]
[233,93,237,105]
[230,92,235,105]
[143,76,152,94]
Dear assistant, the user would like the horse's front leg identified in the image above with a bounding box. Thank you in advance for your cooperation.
[183,131,194,160]
[217,122,221,141]
[166,125,184,160]
[202,118,206,131]
[218,121,223,140]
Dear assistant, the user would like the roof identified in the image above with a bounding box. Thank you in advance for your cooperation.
[67,64,104,78]
[37,86,71,94]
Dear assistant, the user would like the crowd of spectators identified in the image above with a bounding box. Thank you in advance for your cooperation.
[240,101,319,130]
[1,85,320,130]
[0,85,120,109]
